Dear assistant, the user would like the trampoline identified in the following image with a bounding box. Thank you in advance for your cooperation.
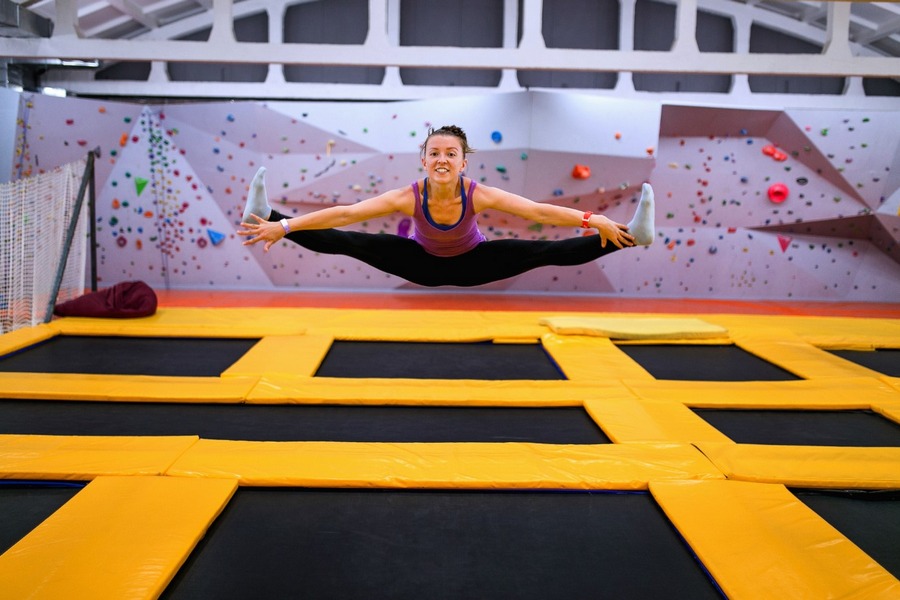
[0,336,259,377]
[0,483,82,555]
[315,340,566,380]
[827,349,900,377]
[2,305,900,598]
[160,488,723,600]
[794,489,900,579]
[615,344,800,381]
[0,401,609,444]
[691,409,900,447]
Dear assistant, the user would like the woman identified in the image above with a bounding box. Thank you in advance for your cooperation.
[238,125,654,287]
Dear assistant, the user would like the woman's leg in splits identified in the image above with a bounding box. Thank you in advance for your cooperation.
[270,212,624,287]
[445,182,656,286]
[245,168,655,287]
[242,167,451,286]
[268,208,459,286]
[439,236,622,287]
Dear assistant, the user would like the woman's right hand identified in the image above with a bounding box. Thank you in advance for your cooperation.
[238,214,285,253]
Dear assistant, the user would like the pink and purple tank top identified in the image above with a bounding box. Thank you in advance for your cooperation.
[410,177,486,257]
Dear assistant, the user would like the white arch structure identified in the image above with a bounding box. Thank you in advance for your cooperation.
[2,0,899,106]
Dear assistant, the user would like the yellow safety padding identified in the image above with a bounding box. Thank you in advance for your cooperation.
[707,314,900,349]
[695,442,900,489]
[0,435,198,480]
[882,376,900,393]
[875,401,900,425]
[0,322,60,357]
[730,326,882,379]
[541,333,654,381]
[167,440,725,489]
[651,480,900,600]
[36,309,900,348]
[53,307,305,338]
[0,372,257,402]
[584,398,732,444]
[0,476,237,600]
[247,377,635,406]
[305,308,546,342]
[625,377,900,409]
[783,316,900,350]
[539,316,728,340]
[222,334,332,378]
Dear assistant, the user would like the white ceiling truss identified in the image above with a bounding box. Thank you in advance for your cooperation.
[1,0,899,104]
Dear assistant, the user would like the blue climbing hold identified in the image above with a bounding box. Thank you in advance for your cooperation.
[207,229,226,246]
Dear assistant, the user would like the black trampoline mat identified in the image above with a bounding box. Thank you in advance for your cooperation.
[692,409,900,447]
[0,336,259,377]
[314,341,565,380]
[0,401,609,444]
[615,344,799,381]
[0,484,82,555]
[828,349,900,377]
[161,489,722,600]
[794,489,900,578]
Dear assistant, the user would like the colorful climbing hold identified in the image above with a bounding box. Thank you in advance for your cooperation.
[571,165,591,179]
[207,229,226,246]
[767,183,789,204]
[134,177,148,196]
[777,235,791,252]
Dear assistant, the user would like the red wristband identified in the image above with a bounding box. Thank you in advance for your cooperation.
[581,211,593,228]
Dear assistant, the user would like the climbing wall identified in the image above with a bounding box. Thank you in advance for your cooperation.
[9,90,900,301]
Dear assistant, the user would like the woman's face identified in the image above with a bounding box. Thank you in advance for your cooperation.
[422,134,467,183]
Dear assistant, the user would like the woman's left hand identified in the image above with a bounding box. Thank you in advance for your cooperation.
[593,215,635,249]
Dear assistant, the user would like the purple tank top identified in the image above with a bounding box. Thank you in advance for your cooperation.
[410,177,487,257]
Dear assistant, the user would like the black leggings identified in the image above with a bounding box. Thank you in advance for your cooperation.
[271,210,622,287]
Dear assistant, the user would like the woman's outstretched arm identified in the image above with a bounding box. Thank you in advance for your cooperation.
[239,186,414,252]
[472,181,635,249]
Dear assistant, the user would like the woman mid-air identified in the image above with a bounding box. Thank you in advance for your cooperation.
[238,125,654,287]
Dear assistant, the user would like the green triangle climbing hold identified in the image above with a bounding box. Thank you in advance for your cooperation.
[134,177,149,196]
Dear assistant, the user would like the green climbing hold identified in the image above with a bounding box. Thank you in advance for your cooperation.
[135,177,149,196]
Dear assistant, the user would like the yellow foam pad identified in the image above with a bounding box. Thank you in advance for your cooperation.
[306,308,545,342]
[0,435,199,480]
[541,333,654,381]
[0,475,236,600]
[877,401,900,425]
[53,307,305,337]
[166,440,724,489]
[222,334,332,378]
[625,377,899,409]
[0,372,257,402]
[651,480,900,599]
[730,326,886,379]
[540,316,728,340]
[695,442,900,489]
[584,398,732,444]
[248,377,634,406]
[0,322,60,356]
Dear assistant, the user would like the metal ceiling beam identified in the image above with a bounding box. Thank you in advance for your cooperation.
[853,14,900,46]
[106,0,158,30]
[2,34,897,77]
[0,0,51,36]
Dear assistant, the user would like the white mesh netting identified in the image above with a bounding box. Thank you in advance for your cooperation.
[0,158,88,334]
